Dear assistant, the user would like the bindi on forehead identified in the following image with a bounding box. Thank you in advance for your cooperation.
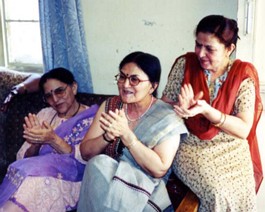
[120,70,138,77]
[44,84,65,94]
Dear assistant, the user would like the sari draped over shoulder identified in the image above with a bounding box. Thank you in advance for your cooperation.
[182,52,263,192]
[0,104,98,207]
[78,96,187,212]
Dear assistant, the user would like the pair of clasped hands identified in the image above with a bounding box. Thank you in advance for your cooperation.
[23,113,57,145]
[99,108,133,143]
[172,84,205,119]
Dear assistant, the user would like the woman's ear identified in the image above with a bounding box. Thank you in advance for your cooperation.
[227,43,236,57]
[150,83,158,94]
[72,82,78,95]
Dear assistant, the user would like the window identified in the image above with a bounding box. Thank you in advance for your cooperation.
[237,0,265,97]
[0,0,43,73]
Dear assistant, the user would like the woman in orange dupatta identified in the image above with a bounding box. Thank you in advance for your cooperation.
[162,15,262,212]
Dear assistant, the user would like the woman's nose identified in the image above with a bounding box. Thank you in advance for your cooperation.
[197,47,206,58]
[123,78,131,87]
[51,94,59,102]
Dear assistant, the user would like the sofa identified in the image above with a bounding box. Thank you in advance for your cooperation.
[0,69,199,211]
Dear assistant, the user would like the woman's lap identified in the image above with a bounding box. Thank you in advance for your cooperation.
[12,176,81,211]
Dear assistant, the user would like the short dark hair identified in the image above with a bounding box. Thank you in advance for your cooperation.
[39,67,76,93]
[119,51,161,97]
[195,15,240,47]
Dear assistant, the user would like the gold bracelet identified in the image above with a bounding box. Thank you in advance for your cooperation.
[126,140,138,150]
[219,114,226,127]
[212,112,226,127]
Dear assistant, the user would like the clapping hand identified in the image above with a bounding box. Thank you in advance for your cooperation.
[100,108,130,141]
[174,83,204,118]
[23,113,56,144]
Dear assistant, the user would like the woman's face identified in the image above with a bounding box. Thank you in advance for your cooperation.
[117,62,155,104]
[195,32,233,72]
[43,79,77,115]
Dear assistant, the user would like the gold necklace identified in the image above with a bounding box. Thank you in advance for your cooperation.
[125,96,154,123]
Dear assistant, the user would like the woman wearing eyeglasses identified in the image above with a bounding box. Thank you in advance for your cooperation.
[0,67,98,211]
[78,52,187,212]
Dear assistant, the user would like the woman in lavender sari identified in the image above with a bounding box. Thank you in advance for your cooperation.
[0,68,98,211]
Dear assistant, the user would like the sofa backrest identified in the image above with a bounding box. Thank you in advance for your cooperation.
[76,93,114,107]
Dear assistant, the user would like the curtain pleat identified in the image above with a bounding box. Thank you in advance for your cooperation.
[38,0,93,93]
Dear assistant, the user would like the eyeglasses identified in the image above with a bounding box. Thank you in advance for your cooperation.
[115,73,149,86]
[43,85,68,102]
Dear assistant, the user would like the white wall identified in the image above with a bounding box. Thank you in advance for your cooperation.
[253,0,265,88]
[81,0,237,96]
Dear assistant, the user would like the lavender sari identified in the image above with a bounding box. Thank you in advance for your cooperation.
[0,104,98,208]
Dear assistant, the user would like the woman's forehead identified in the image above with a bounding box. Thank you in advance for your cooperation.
[121,62,146,76]
[43,79,66,90]
[196,32,224,47]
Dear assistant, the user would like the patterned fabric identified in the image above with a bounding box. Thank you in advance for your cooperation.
[0,105,98,211]
[104,96,123,159]
[163,53,260,211]
[78,97,188,212]
[39,0,93,93]
[0,69,29,102]
[204,69,228,103]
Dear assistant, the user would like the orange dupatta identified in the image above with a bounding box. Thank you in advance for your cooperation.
[181,52,263,192]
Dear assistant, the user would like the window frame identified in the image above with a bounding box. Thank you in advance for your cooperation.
[0,0,43,73]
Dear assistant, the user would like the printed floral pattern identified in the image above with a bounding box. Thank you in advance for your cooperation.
[64,117,93,145]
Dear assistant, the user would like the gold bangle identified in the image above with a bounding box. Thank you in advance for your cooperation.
[212,112,226,127]
[126,140,137,150]
[219,114,226,127]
